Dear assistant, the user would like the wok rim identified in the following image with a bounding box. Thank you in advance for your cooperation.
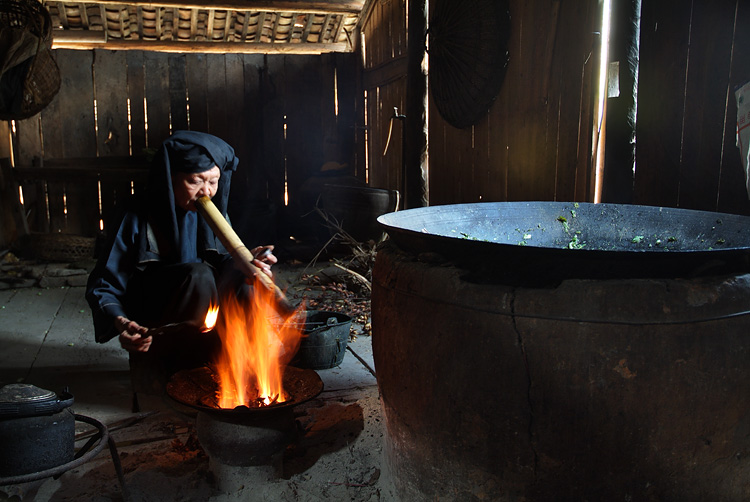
[377,201,750,257]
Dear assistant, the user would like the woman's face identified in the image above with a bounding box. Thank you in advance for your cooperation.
[172,166,221,211]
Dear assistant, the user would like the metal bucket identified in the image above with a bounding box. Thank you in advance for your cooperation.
[293,311,352,370]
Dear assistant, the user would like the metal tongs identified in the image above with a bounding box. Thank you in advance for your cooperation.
[149,320,206,337]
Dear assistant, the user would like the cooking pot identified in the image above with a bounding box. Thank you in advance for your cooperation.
[0,383,75,476]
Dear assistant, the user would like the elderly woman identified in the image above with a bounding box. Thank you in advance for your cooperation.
[86,131,275,372]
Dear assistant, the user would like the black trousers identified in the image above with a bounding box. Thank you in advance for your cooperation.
[126,259,248,371]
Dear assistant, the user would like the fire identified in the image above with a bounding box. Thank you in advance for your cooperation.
[202,303,219,332]
[213,277,303,408]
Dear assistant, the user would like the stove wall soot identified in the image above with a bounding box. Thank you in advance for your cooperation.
[371,242,750,501]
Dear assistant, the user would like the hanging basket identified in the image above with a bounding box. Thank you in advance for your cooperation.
[0,0,50,34]
[0,0,60,120]
[428,0,511,129]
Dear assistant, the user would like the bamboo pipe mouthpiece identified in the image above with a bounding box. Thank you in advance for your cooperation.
[194,196,294,314]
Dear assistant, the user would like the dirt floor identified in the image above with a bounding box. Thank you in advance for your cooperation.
[0,255,396,502]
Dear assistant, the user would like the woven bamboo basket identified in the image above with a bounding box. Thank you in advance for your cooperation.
[0,0,61,120]
[25,233,96,262]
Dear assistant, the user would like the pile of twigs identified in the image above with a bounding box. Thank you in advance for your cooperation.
[305,206,383,285]
[292,206,387,338]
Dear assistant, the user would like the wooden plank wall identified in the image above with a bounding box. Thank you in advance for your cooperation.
[365,81,406,192]
[362,0,598,206]
[427,1,599,205]
[9,49,355,246]
[634,0,750,216]
[364,0,750,217]
[0,122,15,249]
[361,0,407,194]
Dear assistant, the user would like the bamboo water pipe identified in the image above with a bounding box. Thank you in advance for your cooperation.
[195,196,295,315]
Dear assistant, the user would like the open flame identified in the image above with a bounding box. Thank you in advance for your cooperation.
[212,277,303,408]
[202,302,219,332]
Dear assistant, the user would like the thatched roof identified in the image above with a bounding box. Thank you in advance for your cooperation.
[46,0,367,53]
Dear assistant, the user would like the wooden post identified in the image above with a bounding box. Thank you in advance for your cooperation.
[602,0,640,204]
[404,0,428,208]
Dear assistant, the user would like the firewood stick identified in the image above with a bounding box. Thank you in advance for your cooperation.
[195,196,295,314]
[333,262,372,291]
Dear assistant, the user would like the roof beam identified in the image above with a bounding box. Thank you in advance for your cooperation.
[75,1,364,15]
[51,32,352,54]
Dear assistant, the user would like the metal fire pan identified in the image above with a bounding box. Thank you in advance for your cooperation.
[377,202,750,282]
[166,365,323,417]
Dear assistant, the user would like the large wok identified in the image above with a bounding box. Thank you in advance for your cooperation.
[377,202,750,283]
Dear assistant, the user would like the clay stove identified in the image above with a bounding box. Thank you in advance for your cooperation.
[164,273,323,491]
[167,365,322,490]
[373,202,750,501]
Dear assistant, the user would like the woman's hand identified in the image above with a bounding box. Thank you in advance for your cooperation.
[251,245,277,279]
[115,316,153,353]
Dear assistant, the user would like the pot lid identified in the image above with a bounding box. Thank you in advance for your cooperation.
[0,383,57,404]
[0,383,73,419]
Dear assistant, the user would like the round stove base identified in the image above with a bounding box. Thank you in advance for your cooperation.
[169,365,323,490]
[196,408,296,469]
[373,242,750,501]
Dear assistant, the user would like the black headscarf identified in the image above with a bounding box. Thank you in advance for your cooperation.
[139,130,238,265]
